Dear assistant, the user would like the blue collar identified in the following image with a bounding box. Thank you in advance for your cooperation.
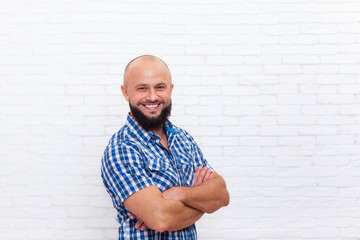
[125,114,178,146]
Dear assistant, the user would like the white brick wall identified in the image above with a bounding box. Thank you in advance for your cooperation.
[1,0,360,239]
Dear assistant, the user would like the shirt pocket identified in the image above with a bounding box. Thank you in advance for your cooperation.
[147,156,170,171]
[177,150,196,187]
[146,156,177,191]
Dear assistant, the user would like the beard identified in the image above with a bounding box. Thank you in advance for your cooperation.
[129,101,172,131]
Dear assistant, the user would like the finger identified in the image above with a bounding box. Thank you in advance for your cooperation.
[197,166,208,183]
[135,219,144,229]
[210,173,214,179]
[140,223,148,231]
[194,166,201,178]
[130,213,136,220]
[203,168,212,182]
[194,166,202,186]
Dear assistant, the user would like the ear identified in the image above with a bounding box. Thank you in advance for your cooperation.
[170,83,174,94]
[121,85,129,102]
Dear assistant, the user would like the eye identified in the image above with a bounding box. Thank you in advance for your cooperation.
[157,85,165,89]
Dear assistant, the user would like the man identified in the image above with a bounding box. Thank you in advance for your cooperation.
[101,55,229,239]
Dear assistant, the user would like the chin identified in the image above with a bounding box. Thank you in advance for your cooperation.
[129,101,172,131]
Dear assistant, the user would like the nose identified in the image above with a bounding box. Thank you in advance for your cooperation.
[146,88,158,102]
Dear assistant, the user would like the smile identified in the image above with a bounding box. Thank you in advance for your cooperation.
[143,103,160,110]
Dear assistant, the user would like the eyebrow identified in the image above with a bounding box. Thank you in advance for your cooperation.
[134,82,168,88]
[134,83,149,88]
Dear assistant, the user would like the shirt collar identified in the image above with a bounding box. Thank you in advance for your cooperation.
[125,113,179,146]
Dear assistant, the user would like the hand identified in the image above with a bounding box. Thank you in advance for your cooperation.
[130,213,148,231]
[194,166,213,186]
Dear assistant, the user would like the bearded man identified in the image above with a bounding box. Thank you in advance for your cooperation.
[101,55,229,239]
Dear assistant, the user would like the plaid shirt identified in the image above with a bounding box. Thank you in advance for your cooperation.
[101,114,213,239]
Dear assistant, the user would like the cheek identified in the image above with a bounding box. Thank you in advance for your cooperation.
[162,93,171,102]
[129,94,145,105]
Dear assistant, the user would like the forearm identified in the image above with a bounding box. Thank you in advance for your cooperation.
[157,199,204,231]
[165,173,230,213]
[124,186,204,233]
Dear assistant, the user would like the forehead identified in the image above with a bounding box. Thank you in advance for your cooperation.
[125,58,171,86]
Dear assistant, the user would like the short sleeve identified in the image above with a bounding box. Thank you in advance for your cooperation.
[101,142,154,204]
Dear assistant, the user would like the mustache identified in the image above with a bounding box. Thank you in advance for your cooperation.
[140,101,164,104]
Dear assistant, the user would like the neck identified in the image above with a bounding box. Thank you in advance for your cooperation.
[152,126,169,151]
[151,126,165,139]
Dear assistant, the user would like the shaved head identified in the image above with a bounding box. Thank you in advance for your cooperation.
[120,55,174,131]
[123,55,171,87]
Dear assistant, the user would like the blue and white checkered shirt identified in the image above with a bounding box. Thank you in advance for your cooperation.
[101,114,213,239]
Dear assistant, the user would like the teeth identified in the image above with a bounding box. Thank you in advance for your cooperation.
[145,104,158,108]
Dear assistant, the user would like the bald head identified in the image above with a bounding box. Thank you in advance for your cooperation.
[120,55,174,130]
[123,55,171,87]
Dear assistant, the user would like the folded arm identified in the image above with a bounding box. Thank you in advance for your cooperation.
[163,167,230,213]
[125,166,215,232]
[123,185,203,232]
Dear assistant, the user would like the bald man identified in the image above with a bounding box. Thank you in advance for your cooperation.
[101,55,229,239]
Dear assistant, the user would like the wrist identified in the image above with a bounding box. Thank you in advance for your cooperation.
[177,187,188,203]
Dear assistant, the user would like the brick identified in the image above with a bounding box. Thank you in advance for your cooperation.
[300,84,337,94]
[321,54,358,64]
[280,35,317,45]
[279,136,315,146]
[185,45,223,55]
[224,45,262,55]
[303,64,338,74]
[222,126,259,136]
[181,86,221,96]
[199,116,238,126]
[318,94,355,104]
[318,13,359,23]
[84,96,125,105]
[67,85,105,95]
[244,55,282,65]
[264,64,302,74]
[260,84,298,94]
[317,115,354,125]
[302,105,339,115]
[238,95,277,105]
[317,135,355,145]
[200,95,238,105]
[206,55,244,65]
[339,85,360,93]
[238,137,277,147]
[224,65,262,75]
[278,115,316,125]
[261,126,298,136]
[239,116,277,125]
[70,106,106,116]
[263,105,301,115]
[200,137,238,146]
[317,74,355,84]
[222,85,259,95]
[341,105,360,114]
[263,24,300,35]
[278,95,316,104]
[224,106,261,116]
[300,45,338,54]
[318,34,355,44]
[185,105,222,116]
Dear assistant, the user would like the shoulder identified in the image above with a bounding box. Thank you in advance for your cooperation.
[102,125,141,162]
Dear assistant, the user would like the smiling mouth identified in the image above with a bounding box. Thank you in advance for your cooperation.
[142,103,160,110]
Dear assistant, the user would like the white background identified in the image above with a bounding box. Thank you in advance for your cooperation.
[1,0,360,239]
